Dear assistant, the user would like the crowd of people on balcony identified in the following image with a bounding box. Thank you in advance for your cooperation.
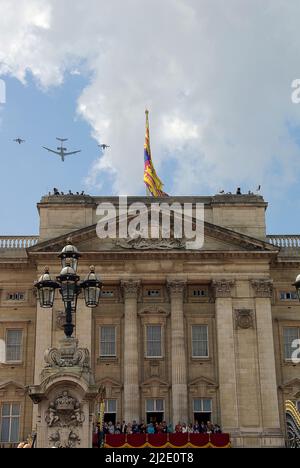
[100,420,222,435]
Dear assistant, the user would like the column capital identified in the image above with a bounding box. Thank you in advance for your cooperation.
[251,279,273,298]
[167,280,186,297]
[121,280,141,299]
[212,279,235,298]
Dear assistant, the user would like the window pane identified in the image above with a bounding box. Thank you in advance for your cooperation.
[156,399,164,412]
[284,328,299,359]
[192,325,208,357]
[147,325,162,357]
[6,330,22,362]
[193,399,202,412]
[100,327,116,356]
[10,417,19,442]
[12,404,20,417]
[0,418,10,443]
[7,330,22,346]
[1,404,10,417]
[146,399,154,412]
[203,399,212,412]
[107,400,116,413]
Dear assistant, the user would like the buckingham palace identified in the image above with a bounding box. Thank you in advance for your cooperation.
[0,192,300,448]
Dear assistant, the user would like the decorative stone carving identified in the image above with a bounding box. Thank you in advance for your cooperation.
[251,279,273,298]
[44,337,90,369]
[49,429,81,448]
[45,391,85,432]
[121,280,141,299]
[167,280,186,297]
[235,309,255,330]
[212,280,235,298]
[115,237,186,250]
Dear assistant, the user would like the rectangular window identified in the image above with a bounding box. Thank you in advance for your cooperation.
[193,399,212,423]
[147,290,161,297]
[146,399,164,424]
[6,330,23,362]
[193,289,207,297]
[6,293,25,301]
[100,326,116,357]
[192,325,209,358]
[0,403,20,443]
[101,290,114,298]
[146,325,162,357]
[103,399,117,425]
[283,327,300,360]
[280,292,298,301]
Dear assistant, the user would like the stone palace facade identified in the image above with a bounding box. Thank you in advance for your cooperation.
[0,193,299,448]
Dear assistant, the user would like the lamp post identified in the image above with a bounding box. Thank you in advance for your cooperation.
[294,274,300,302]
[35,240,102,338]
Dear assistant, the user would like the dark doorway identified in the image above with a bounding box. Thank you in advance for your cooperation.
[194,412,212,425]
[104,413,116,424]
[146,412,164,424]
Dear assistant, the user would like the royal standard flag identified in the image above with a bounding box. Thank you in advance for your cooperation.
[144,110,168,197]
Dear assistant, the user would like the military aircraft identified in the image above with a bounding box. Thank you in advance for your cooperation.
[43,138,81,162]
[13,138,25,144]
[98,144,110,150]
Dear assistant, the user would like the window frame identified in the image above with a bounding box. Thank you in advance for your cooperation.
[5,329,23,364]
[145,324,163,359]
[99,326,117,358]
[191,324,209,359]
[193,398,213,419]
[0,402,21,444]
[145,398,165,414]
[283,326,300,361]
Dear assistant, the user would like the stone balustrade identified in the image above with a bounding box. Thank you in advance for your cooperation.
[0,236,39,249]
[267,235,300,249]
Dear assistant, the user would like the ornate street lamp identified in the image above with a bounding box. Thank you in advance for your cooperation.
[35,242,102,338]
[294,274,300,302]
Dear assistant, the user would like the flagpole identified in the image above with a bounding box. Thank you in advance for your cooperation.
[145,109,151,197]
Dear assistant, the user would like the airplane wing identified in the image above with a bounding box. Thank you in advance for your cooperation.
[43,147,61,156]
[64,150,82,156]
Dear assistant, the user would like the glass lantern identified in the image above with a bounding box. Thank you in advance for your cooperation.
[57,263,79,304]
[81,266,102,308]
[35,267,58,308]
[58,239,81,272]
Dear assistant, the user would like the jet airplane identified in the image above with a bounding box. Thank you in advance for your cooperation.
[43,138,81,162]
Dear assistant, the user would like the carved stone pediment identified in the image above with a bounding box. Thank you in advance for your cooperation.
[27,215,278,255]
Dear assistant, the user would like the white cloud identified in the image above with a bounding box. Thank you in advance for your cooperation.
[0,0,300,196]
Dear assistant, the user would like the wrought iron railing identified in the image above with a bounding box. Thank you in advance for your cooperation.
[0,236,39,249]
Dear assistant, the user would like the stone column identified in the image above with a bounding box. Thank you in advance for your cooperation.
[34,304,53,384]
[121,280,140,423]
[32,302,53,430]
[213,280,239,432]
[75,298,93,355]
[251,280,282,434]
[167,280,188,425]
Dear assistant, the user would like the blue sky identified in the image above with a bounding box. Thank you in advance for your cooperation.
[0,1,300,236]
[0,74,105,234]
[0,73,299,235]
